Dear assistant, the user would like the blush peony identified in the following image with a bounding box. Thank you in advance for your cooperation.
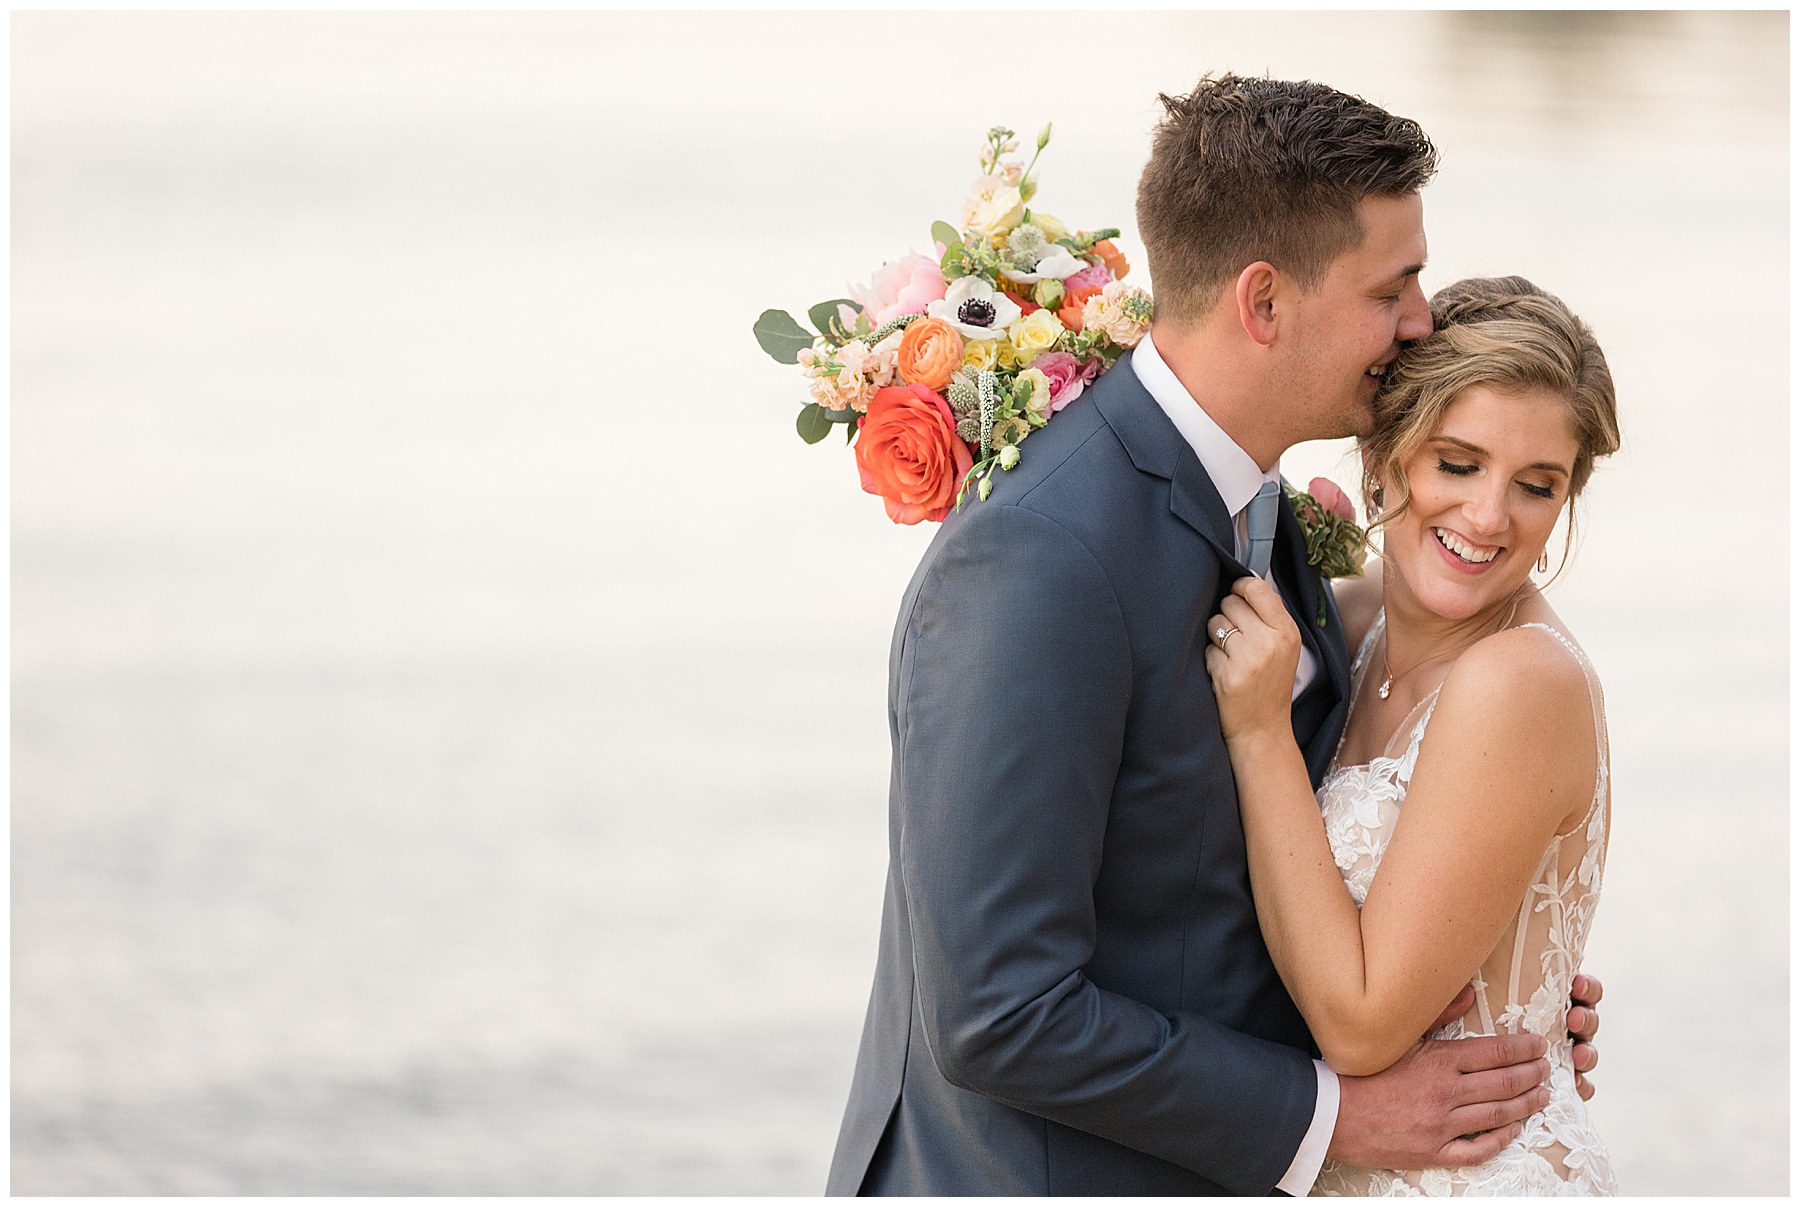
[855,384,975,525]
[850,253,949,328]
[1062,262,1112,293]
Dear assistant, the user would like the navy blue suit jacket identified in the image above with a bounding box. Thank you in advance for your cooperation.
[826,353,1353,1195]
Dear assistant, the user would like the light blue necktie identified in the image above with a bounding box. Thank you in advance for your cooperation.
[1244,480,1280,578]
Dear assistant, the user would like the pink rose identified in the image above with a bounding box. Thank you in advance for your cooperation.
[850,251,948,327]
[1063,262,1112,293]
[1033,351,1095,412]
[1308,477,1356,521]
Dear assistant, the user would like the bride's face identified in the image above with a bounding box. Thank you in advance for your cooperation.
[1379,383,1582,622]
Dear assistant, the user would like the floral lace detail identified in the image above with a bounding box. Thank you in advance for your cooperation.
[1311,615,1617,1197]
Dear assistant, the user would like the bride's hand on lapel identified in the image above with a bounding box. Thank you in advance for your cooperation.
[1205,575,1301,746]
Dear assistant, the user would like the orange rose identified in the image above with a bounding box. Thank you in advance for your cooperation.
[895,317,964,392]
[1094,239,1130,280]
[1058,285,1103,332]
[855,384,974,525]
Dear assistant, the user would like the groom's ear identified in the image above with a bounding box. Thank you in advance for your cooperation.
[1234,261,1282,347]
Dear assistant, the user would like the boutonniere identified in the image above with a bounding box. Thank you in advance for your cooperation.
[1287,477,1368,626]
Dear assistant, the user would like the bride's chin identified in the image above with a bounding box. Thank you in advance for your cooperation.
[1414,574,1527,622]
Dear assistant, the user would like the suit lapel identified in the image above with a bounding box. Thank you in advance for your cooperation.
[1091,353,1248,575]
[1274,493,1351,709]
[1169,454,1247,573]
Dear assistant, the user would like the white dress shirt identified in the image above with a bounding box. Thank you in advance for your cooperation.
[1130,330,1339,1195]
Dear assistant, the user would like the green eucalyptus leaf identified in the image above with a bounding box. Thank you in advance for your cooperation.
[755,310,816,364]
[809,299,857,338]
[844,419,857,445]
[930,220,961,250]
[796,403,833,444]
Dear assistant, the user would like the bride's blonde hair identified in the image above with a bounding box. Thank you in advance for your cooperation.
[1362,276,1620,577]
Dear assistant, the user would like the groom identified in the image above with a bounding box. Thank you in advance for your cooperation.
[827,76,1598,1196]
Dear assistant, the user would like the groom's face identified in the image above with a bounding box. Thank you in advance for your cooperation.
[1282,193,1432,440]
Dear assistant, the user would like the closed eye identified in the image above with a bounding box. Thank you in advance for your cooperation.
[1520,480,1557,499]
[1436,458,1478,476]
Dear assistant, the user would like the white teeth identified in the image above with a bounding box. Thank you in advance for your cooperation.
[1434,527,1499,564]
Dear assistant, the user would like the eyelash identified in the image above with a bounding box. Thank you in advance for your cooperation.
[1436,458,1558,499]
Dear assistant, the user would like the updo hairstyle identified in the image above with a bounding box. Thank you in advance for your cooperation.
[1362,276,1620,572]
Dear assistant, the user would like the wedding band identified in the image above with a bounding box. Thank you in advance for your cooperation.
[1215,625,1238,648]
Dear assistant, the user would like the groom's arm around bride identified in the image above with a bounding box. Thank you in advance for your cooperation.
[824,411,1550,1195]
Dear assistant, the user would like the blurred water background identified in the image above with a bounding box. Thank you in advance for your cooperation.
[12,11,1787,1195]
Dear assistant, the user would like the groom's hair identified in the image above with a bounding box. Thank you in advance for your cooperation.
[1137,74,1438,326]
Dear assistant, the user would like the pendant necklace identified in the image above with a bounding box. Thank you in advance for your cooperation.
[1377,586,1528,701]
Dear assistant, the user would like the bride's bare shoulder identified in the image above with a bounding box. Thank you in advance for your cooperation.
[1430,623,1597,822]
[1332,560,1384,650]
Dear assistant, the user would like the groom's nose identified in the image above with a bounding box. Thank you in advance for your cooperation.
[1395,279,1431,341]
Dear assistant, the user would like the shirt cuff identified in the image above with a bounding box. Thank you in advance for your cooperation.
[1276,1060,1340,1196]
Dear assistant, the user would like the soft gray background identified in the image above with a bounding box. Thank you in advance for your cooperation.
[12,11,1787,1195]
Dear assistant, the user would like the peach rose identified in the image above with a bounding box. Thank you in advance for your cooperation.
[1093,239,1130,280]
[895,317,964,392]
[1057,285,1103,333]
[855,384,975,525]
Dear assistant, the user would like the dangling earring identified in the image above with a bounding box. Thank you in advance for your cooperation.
[1536,549,1550,574]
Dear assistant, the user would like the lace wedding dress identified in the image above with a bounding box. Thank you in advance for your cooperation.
[1311,613,1618,1196]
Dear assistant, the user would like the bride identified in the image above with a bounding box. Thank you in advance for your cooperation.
[1205,277,1621,1195]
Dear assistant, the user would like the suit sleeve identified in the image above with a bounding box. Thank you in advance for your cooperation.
[896,502,1319,1194]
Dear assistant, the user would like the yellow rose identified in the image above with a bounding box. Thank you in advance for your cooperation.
[1032,212,1070,243]
[962,338,1001,371]
[991,414,1031,450]
[1007,309,1066,367]
[963,180,1025,239]
[1016,367,1052,420]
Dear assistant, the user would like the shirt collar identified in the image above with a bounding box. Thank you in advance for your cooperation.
[1132,329,1281,517]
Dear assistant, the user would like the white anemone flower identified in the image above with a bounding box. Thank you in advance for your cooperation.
[928,276,1024,341]
[999,246,1087,286]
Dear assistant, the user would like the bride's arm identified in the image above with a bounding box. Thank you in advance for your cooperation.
[1206,578,1595,1076]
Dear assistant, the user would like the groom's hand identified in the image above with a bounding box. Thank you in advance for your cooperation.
[1569,973,1603,1101]
[1327,1032,1551,1170]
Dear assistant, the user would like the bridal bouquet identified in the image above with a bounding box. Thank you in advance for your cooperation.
[753,124,1154,524]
